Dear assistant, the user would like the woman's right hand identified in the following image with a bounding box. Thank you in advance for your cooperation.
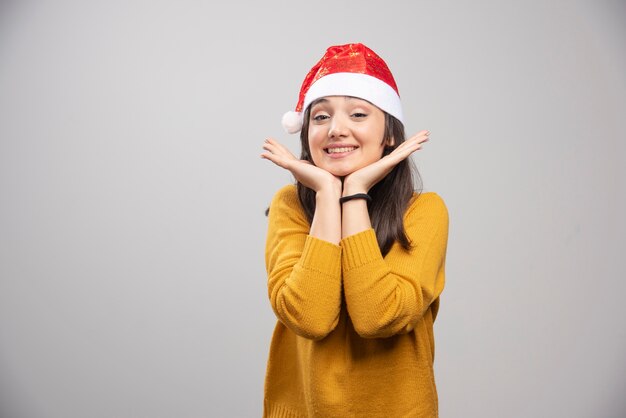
[261,138,341,193]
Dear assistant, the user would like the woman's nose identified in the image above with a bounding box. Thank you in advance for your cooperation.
[328,115,349,138]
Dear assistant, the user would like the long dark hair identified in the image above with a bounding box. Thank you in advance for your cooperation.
[297,104,422,256]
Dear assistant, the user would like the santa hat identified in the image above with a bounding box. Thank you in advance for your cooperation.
[282,43,403,134]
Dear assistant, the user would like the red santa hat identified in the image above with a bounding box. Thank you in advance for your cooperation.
[282,43,404,134]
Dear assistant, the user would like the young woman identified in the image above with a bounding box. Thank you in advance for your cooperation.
[260,43,449,418]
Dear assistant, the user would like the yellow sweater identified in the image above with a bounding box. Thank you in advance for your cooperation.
[263,185,449,418]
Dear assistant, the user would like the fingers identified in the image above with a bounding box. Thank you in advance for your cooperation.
[265,138,297,154]
[262,138,290,156]
[261,138,291,168]
[400,130,431,151]
[382,130,431,165]
[260,150,290,169]
[405,130,430,146]
[261,137,299,166]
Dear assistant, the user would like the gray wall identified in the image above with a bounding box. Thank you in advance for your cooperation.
[1,0,624,417]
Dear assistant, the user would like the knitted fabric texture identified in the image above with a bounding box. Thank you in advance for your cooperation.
[263,185,449,418]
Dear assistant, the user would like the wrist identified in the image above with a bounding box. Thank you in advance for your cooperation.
[316,185,342,201]
[341,185,368,197]
[339,193,372,205]
[341,177,369,197]
[312,174,342,194]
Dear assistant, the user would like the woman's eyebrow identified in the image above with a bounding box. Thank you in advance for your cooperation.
[310,98,329,107]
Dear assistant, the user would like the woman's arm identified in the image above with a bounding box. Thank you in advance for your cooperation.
[340,130,429,239]
[265,186,342,340]
[262,137,342,244]
[340,193,449,338]
[262,139,344,340]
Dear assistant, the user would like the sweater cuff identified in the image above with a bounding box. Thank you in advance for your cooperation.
[341,228,382,271]
[299,235,342,276]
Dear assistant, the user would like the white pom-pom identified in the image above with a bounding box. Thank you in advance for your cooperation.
[281,111,303,134]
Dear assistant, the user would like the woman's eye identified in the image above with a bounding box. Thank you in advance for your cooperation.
[313,114,329,121]
[352,113,367,118]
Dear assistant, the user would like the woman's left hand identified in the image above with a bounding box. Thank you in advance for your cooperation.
[343,130,430,195]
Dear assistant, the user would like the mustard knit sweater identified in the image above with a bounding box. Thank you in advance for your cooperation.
[263,185,449,418]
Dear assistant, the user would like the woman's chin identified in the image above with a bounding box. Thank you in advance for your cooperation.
[325,167,353,177]
[315,161,366,178]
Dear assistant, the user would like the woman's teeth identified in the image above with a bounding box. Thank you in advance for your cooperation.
[327,147,356,154]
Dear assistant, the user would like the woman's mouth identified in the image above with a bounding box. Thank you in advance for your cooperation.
[325,146,358,155]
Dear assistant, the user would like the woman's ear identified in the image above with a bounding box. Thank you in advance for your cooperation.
[386,136,395,147]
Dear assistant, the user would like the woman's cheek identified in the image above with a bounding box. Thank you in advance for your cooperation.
[308,136,325,165]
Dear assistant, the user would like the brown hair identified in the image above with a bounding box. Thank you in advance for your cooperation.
[296,104,422,256]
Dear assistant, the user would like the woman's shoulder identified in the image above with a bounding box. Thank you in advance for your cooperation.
[272,183,297,198]
[405,191,449,222]
[270,184,298,206]
[268,184,306,219]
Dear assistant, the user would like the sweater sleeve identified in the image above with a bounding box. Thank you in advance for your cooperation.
[340,192,449,339]
[265,185,343,340]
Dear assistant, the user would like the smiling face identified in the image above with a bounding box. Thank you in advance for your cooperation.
[307,96,391,177]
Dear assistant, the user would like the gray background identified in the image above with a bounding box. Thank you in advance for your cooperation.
[1,0,625,417]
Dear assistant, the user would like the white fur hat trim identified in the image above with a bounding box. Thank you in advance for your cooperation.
[281,111,303,134]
